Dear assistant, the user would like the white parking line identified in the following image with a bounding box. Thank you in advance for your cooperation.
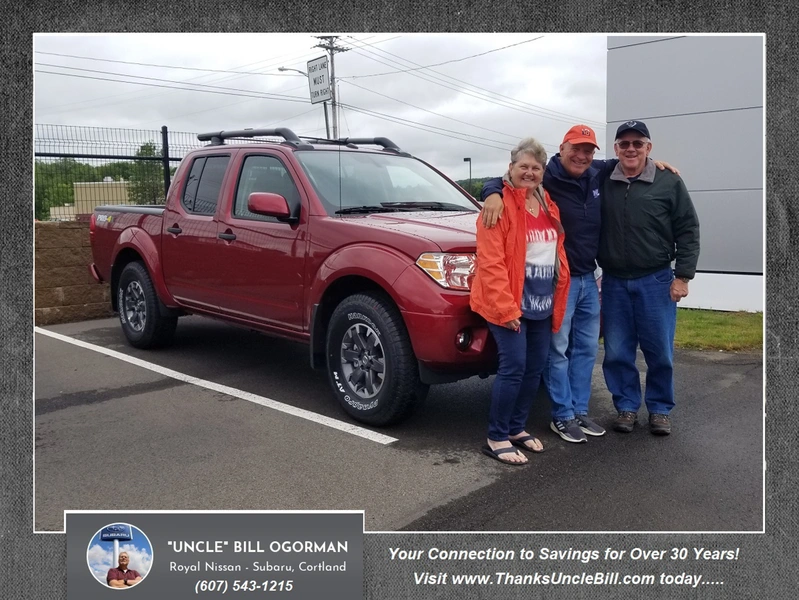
[34,327,399,446]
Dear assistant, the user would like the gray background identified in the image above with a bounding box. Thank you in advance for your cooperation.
[3,3,796,600]
[606,35,764,275]
[66,513,363,599]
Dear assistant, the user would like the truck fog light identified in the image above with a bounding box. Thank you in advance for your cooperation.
[455,330,471,350]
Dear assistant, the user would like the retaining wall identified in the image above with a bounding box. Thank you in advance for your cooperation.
[34,221,113,325]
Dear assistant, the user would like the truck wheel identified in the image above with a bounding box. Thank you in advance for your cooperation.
[117,261,177,349]
[326,292,427,426]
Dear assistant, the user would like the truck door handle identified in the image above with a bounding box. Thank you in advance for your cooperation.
[166,226,182,235]
[218,232,237,241]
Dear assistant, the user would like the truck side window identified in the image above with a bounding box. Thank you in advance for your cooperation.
[193,156,230,215]
[233,155,301,221]
[182,157,206,212]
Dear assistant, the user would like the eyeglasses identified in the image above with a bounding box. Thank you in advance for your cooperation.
[616,140,647,149]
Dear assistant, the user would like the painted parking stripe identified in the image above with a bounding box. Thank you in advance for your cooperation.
[34,327,398,446]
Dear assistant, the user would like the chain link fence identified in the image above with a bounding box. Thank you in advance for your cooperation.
[34,124,205,221]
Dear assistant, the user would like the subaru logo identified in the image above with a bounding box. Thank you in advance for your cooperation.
[100,523,134,541]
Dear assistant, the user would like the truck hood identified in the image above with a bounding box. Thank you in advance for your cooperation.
[351,211,478,253]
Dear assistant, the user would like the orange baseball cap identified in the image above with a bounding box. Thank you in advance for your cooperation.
[562,124,599,149]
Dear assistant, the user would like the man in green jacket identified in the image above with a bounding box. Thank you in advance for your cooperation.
[599,121,700,436]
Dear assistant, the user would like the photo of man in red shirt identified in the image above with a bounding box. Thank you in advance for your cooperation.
[106,551,142,588]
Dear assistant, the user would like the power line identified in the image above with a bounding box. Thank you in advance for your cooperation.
[37,66,514,149]
[35,36,604,132]
[35,36,601,135]
[347,35,605,125]
[342,103,513,146]
[338,102,513,152]
[35,35,398,124]
[343,45,591,128]
[36,64,308,102]
[34,70,312,104]
[34,36,596,156]
[37,68,519,152]
[340,79,559,152]
[36,71,521,152]
[135,92,307,128]
[36,69,546,155]
[345,36,606,128]
[36,59,303,117]
[344,37,544,78]
[35,51,311,77]
[35,41,354,116]
[34,35,402,85]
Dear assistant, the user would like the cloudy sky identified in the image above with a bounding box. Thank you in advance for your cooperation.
[33,33,609,181]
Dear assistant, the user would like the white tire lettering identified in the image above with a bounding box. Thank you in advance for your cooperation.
[118,288,126,323]
[347,312,381,337]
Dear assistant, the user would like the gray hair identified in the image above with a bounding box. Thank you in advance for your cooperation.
[510,137,547,166]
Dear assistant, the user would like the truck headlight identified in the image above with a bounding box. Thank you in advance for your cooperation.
[416,253,476,291]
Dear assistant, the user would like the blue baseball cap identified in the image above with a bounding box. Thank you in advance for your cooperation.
[615,120,651,139]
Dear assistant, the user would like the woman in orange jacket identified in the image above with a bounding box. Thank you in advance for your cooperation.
[470,138,570,465]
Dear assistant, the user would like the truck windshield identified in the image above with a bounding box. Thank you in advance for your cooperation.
[294,151,478,216]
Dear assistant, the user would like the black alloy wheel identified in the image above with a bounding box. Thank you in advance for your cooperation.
[116,261,177,349]
[326,292,427,426]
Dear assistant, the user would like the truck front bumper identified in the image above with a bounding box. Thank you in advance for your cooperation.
[393,265,496,384]
[402,310,496,384]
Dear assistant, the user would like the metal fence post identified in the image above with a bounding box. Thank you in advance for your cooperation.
[161,125,170,199]
[35,124,205,219]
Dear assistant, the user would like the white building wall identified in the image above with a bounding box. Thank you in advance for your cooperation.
[606,35,764,312]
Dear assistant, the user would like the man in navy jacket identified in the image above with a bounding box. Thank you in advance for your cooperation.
[481,125,607,443]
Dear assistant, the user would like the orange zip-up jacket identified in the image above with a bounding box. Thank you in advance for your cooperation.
[470,180,570,332]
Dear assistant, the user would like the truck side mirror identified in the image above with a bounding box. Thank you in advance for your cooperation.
[248,192,293,221]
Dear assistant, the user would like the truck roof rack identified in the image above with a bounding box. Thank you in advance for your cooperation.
[298,136,411,157]
[197,128,313,149]
[299,137,360,149]
[337,137,411,157]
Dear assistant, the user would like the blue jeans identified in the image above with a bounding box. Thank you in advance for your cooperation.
[486,317,552,441]
[543,272,601,420]
[601,267,677,415]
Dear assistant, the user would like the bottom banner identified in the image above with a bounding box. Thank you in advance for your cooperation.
[66,512,364,599]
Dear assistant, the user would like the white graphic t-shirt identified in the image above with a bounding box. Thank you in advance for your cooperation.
[521,209,557,320]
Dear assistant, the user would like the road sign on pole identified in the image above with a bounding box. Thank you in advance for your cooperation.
[306,56,331,105]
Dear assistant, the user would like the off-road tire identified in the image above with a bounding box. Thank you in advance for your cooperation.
[117,261,177,349]
[326,292,427,426]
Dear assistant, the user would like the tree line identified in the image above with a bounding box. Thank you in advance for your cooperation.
[455,177,494,200]
[35,142,173,220]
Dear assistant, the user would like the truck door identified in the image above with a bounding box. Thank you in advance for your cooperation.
[161,153,231,311]
[212,152,308,331]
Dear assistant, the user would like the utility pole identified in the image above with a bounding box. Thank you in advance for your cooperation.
[315,36,349,139]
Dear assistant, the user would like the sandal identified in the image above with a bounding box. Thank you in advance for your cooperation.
[481,445,527,465]
[509,434,545,453]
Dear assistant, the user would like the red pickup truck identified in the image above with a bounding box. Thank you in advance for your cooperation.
[90,128,495,426]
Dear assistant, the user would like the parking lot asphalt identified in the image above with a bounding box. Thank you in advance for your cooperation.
[35,316,763,532]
